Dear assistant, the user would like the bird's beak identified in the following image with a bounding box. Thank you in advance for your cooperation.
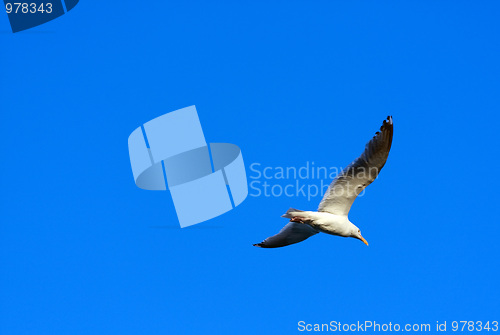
[359,236,369,246]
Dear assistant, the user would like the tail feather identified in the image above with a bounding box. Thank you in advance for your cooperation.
[281,207,304,219]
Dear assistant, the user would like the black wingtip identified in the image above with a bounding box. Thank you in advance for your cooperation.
[381,116,393,128]
[375,116,393,136]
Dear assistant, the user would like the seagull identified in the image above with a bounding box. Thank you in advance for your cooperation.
[253,116,393,248]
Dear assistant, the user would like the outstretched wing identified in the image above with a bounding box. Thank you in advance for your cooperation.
[317,116,393,216]
[253,222,319,248]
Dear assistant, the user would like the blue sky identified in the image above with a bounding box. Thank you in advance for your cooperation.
[1,1,499,334]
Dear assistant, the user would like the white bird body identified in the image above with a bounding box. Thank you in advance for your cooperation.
[254,116,393,248]
[281,209,354,237]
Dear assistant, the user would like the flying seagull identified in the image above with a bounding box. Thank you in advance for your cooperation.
[254,116,393,248]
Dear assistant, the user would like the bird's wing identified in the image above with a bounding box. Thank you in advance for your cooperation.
[253,221,319,248]
[317,116,393,216]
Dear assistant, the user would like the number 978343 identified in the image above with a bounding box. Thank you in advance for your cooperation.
[5,3,53,14]
[451,321,498,332]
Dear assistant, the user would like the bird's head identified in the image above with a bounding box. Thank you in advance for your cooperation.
[351,226,369,246]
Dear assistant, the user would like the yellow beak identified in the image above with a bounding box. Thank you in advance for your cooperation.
[360,236,369,246]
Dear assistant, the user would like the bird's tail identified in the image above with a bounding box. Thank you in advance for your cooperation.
[281,207,305,219]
